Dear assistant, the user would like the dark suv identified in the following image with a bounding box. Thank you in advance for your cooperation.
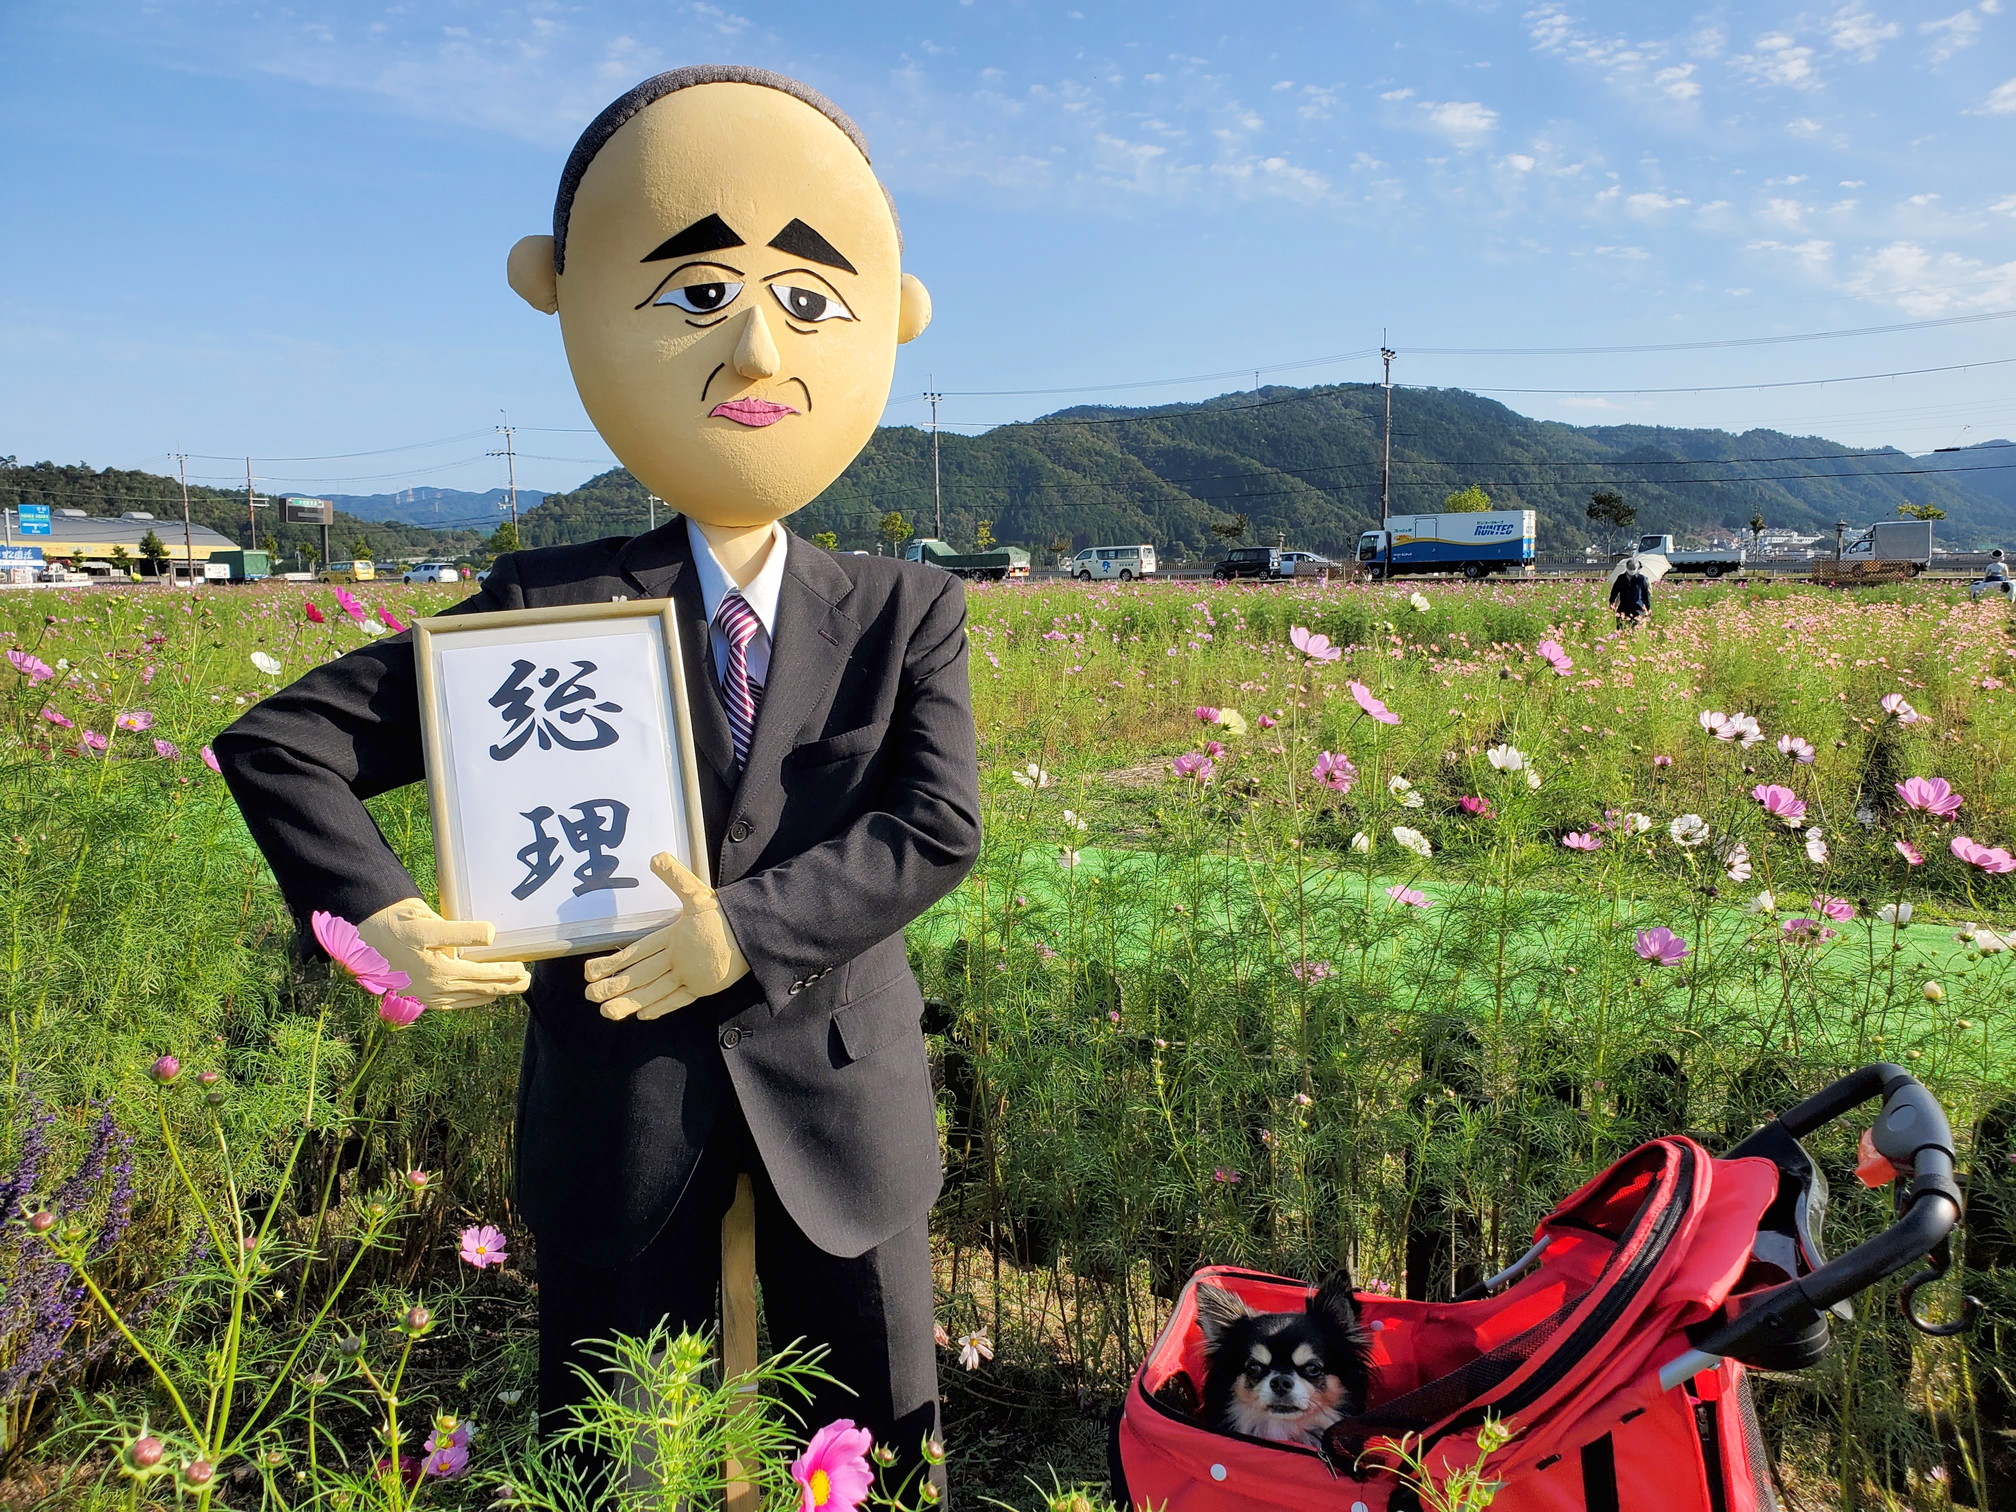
[1212,546,1283,580]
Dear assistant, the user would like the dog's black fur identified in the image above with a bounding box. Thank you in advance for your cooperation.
[1192,1273,1373,1447]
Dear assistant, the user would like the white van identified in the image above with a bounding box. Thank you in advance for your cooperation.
[1068,544,1157,581]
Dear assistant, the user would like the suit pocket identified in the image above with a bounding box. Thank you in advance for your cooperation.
[786,719,889,768]
[830,972,924,1066]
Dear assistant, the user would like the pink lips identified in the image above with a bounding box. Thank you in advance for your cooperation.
[710,399,800,427]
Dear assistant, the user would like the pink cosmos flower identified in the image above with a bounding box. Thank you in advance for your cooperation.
[1458,795,1492,816]
[1896,776,1962,819]
[1782,918,1836,944]
[113,710,154,732]
[1291,960,1334,983]
[1895,839,1924,866]
[378,608,407,632]
[1289,625,1342,664]
[1880,692,1925,725]
[1257,715,1278,729]
[1811,896,1855,922]
[39,706,73,729]
[7,650,54,685]
[309,911,412,996]
[1634,927,1690,966]
[1385,884,1432,907]
[1205,740,1226,758]
[1951,836,2016,874]
[1535,639,1574,676]
[1348,681,1400,725]
[1777,735,1815,764]
[378,992,425,1028]
[1212,1167,1242,1184]
[1752,784,1807,825]
[458,1224,509,1268]
[1561,832,1603,851]
[420,1444,469,1480]
[1171,752,1215,783]
[200,745,220,773]
[1652,754,1674,768]
[79,731,108,753]
[152,738,180,760]
[792,1421,875,1512]
[304,601,326,624]
[332,586,367,624]
[1311,751,1357,793]
[424,1422,472,1454]
[1194,706,1220,722]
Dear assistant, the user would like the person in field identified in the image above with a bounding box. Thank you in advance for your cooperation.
[1610,556,1653,626]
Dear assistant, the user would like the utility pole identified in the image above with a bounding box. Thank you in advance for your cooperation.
[490,418,520,529]
[244,458,264,551]
[1380,344,1397,529]
[925,381,943,541]
[648,494,660,531]
[175,452,195,588]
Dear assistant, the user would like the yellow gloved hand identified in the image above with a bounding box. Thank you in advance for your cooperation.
[357,897,531,1011]
[582,853,749,1021]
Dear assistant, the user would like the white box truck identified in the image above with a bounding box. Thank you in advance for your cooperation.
[1840,520,1933,571]
[1357,511,1536,580]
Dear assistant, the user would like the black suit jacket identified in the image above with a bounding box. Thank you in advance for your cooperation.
[214,522,981,1265]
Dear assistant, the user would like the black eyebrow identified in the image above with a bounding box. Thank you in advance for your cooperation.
[766,218,857,274]
[642,213,745,262]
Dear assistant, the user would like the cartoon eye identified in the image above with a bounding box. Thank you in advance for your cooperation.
[655,281,743,315]
[772,284,855,323]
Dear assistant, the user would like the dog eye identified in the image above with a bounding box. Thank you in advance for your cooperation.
[1300,1363,1327,1380]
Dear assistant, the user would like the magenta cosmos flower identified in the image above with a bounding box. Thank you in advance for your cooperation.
[39,706,73,729]
[1535,639,1573,676]
[1171,752,1214,783]
[1348,681,1400,725]
[1459,795,1492,816]
[7,649,54,685]
[1289,625,1342,664]
[1291,960,1334,983]
[1634,927,1690,966]
[113,710,154,732]
[331,586,368,624]
[1896,776,1962,819]
[458,1224,509,1268]
[378,992,425,1028]
[304,601,326,624]
[200,745,220,773]
[1561,832,1603,852]
[792,1420,875,1512]
[309,911,412,996]
[1951,836,2016,874]
[1895,839,1924,866]
[1811,895,1855,922]
[378,607,407,633]
[1385,884,1432,908]
[1193,705,1219,722]
[152,738,180,760]
[1311,751,1357,793]
[79,731,108,753]
[1751,784,1807,826]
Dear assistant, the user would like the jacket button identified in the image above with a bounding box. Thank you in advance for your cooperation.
[719,1027,742,1049]
[729,819,752,843]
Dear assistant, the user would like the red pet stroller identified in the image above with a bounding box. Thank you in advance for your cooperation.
[1116,1064,1973,1511]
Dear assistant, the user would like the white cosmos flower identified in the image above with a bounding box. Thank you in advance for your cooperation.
[1877,902,1913,926]
[1350,832,1371,853]
[1525,768,1542,789]
[1409,592,1431,612]
[1061,809,1088,832]
[1486,744,1526,772]
[1392,826,1433,858]
[1616,811,1652,835]
[1215,708,1248,737]
[1804,826,1829,865]
[1723,841,1752,883]
[1011,763,1054,789]
[357,619,386,637]
[1057,847,1081,869]
[956,1331,994,1370]
[1388,775,1426,809]
[1743,889,1777,914]
[250,651,282,676]
[1669,814,1710,848]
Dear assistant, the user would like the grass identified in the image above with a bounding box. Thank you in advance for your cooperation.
[1,573,2014,1508]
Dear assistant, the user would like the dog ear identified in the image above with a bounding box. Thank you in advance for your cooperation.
[1193,1283,1254,1347]
[1310,1271,1364,1333]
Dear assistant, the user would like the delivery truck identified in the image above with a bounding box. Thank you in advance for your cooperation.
[1356,510,1536,580]
[900,537,1031,581]
[1633,534,1745,578]
[1840,519,1933,571]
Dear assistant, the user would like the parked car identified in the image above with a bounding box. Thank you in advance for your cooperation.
[1212,546,1283,580]
[403,561,463,584]
[1068,544,1158,581]
[316,560,377,583]
[1279,551,1333,577]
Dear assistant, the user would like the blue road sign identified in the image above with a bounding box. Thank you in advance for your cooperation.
[0,546,45,564]
[17,505,51,537]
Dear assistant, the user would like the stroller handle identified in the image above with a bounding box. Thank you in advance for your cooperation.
[1675,1064,1964,1381]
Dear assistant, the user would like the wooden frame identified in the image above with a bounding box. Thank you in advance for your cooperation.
[412,599,708,963]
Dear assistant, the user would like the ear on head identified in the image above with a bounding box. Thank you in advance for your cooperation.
[1193,1283,1254,1347]
[508,236,559,314]
[1310,1271,1364,1332]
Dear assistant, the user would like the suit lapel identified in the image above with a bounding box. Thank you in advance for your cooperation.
[616,520,738,786]
[738,534,861,801]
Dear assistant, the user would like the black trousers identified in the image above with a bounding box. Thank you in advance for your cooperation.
[535,1098,943,1500]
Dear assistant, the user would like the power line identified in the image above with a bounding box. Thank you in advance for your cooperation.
[1410,308,2016,356]
[1460,356,2016,397]
[179,429,493,464]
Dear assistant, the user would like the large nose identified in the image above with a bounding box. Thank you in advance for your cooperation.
[731,304,780,381]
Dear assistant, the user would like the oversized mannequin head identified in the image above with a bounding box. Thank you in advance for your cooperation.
[508,66,930,529]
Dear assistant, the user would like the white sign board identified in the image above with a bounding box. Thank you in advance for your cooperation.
[413,601,708,962]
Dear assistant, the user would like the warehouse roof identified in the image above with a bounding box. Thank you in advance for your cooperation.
[28,511,242,559]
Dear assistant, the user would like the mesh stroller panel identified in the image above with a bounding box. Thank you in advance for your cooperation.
[1735,1375,1782,1512]
[1342,1290,1589,1437]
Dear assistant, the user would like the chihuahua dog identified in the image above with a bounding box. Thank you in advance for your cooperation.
[1191,1274,1373,1447]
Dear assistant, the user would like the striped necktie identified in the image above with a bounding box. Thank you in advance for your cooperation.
[716,590,763,766]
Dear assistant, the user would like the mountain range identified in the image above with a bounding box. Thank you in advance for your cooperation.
[326,486,545,529]
[516,383,2016,559]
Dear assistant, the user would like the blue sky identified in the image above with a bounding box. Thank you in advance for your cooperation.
[4,1,2015,498]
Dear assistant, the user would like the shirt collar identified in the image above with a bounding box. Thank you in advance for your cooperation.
[684,517,788,635]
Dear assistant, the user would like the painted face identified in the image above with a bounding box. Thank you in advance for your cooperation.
[546,83,922,528]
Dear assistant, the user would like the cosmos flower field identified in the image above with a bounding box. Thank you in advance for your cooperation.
[1,574,2013,1507]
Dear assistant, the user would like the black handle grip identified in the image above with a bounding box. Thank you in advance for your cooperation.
[1697,1065,1964,1366]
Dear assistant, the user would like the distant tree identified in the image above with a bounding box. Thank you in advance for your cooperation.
[261,533,279,558]
[811,530,839,550]
[1443,485,1492,512]
[137,530,169,575]
[108,545,133,575]
[301,540,320,569]
[489,521,522,556]
[1047,533,1073,566]
[1748,513,1766,554]
[974,519,996,551]
[1897,502,1946,520]
[352,535,372,560]
[1210,513,1249,542]
[1586,490,1636,552]
[879,511,909,552]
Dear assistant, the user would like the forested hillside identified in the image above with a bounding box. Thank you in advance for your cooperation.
[520,382,2016,558]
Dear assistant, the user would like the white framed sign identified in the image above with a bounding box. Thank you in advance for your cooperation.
[412,600,707,963]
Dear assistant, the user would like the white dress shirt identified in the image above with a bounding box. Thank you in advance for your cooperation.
[685,516,787,690]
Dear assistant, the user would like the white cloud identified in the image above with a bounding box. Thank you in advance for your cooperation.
[1984,78,2016,112]
[1787,116,1827,136]
[1991,194,2016,215]
[1733,33,1819,88]
[1922,5,1991,61]
[1505,153,1538,171]
[1422,100,1498,141]
[1626,191,1689,214]
[1653,64,1701,100]
[1379,87,1415,101]
[1590,244,1651,258]
[1827,8,1900,59]
[1841,240,2016,312]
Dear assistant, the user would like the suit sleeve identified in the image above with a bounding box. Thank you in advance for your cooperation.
[715,573,982,1004]
[212,560,525,928]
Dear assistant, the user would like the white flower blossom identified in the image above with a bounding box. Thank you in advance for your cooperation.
[1061,809,1089,832]
[1615,811,1652,835]
[1669,814,1710,848]
[1392,826,1433,858]
[1056,847,1080,869]
[957,1331,994,1370]
[1804,826,1829,866]
[1525,768,1542,790]
[1011,763,1054,789]
[1409,592,1431,613]
[1723,841,1752,883]
[251,651,282,677]
[1214,708,1248,737]
[1388,775,1426,809]
[1743,889,1778,914]
[1349,832,1371,853]
[1877,902,1913,926]
[1486,744,1526,772]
